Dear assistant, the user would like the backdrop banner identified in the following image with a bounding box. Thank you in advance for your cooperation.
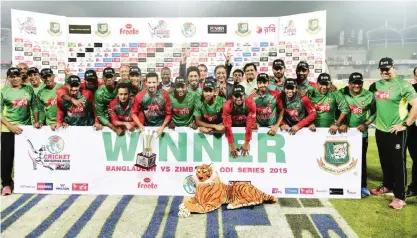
[14,126,362,198]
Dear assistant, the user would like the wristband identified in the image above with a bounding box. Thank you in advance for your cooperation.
[402,122,410,128]
[334,122,341,127]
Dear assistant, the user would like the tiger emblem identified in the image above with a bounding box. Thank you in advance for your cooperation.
[332,143,347,160]
[178,164,278,218]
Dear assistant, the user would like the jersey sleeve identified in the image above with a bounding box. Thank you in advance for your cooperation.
[94,88,109,125]
[297,95,317,128]
[108,99,119,125]
[335,91,350,115]
[401,81,417,102]
[56,94,65,124]
[56,86,68,100]
[366,94,377,123]
[245,97,257,143]
[161,91,173,125]
[193,101,202,117]
[222,100,234,144]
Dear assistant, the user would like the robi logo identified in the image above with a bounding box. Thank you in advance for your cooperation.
[120,24,139,35]
[138,178,158,189]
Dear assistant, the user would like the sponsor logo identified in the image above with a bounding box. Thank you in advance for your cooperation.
[69,25,91,34]
[282,20,296,36]
[138,177,158,189]
[72,183,89,191]
[235,22,251,36]
[256,24,276,34]
[120,24,139,35]
[346,189,356,195]
[183,175,197,194]
[56,184,70,191]
[20,184,35,189]
[181,22,196,37]
[285,188,299,194]
[375,91,390,100]
[300,188,314,194]
[148,20,170,38]
[17,17,37,34]
[315,189,328,194]
[27,135,71,171]
[37,183,53,190]
[307,18,321,34]
[95,22,111,37]
[272,188,283,194]
[208,25,227,34]
[329,188,344,195]
[47,21,62,36]
[317,141,357,175]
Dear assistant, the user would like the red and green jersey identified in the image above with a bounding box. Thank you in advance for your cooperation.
[268,76,286,91]
[223,97,257,144]
[37,83,63,125]
[57,90,97,126]
[307,88,350,127]
[108,97,135,124]
[1,85,38,132]
[340,87,376,137]
[283,93,317,128]
[193,96,226,124]
[369,77,417,132]
[132,89,172,126]
[170,91,199,126]
[250,90,284,126]
[298,80,316,94]
[95,84,117,125]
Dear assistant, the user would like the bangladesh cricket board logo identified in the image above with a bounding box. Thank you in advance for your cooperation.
[316,141,357,174]
[47,21,62,36]
[95,22,111,37]
[306,18,321,34]
[183,175,196,194]
[27,136,71,171]
[181,22,196,37]
[235,22,251,36]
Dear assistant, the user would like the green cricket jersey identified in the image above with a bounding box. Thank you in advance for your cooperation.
[188,85,202,95]
[170,91,198,126]
[58,90,96,126]
[37,83,63,125]
[268,76,286,91]
[1,84,38,132]
[340,87,376,137]
[194,96,226,124]
[251,90,283,126]
[307,88,350,127]
[369,77,417,132]
[133,89,172,126]
[95,84,117,125]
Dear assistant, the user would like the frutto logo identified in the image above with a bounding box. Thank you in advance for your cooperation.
[285,188,299,194]
[72,183,89,191]
[138,178,158,189]
[120,24,139,35]
[37,183,53,190]
[27,136,71,171]
[208,25,227,34]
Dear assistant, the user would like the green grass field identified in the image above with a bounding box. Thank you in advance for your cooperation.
[330,136,417,238]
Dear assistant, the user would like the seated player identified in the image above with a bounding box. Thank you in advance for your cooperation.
[169,77,199,129]
[280,78,317,135]
[128,66,143,95]
[250,73,284,136]
[194,81,226,134]
[108,83,136,136]
[223,85,257,158]
[306,73,350,135]
[37,68,64,127]
[55,75,99,129]
[131,72,172,138]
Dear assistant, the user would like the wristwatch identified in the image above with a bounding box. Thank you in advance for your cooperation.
[334,122,341,127]
[402,122,410,128]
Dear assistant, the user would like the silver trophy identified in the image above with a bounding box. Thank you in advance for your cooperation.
[135,130,157,169]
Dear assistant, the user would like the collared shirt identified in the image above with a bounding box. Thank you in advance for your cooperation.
[240,79,257,96]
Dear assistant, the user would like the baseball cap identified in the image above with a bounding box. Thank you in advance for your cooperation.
[284,78,297,89]
[129,66,141,76]
[203,81,215,90]
[84,70,98,81]
[232,84,245,97]
[378,57,394,69]
[296,61,309,70]
[103,67,116,78]
[40,68,54,79]
[7,67,20,77]
[67,75,81,86]
[317,73,331,84]
[27,67,39,76]
[349,72,364,84]
[273,59,285,70]
[175,77,187,86]
[257,73,269,82]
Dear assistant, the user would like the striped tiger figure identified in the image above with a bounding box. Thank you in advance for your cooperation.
[178,164,278,218]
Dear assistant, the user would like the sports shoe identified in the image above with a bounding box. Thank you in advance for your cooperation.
[389,198,406,209]
[1,186,12,196]
[405,189,417,197]
[370,185,392,195]
[361,187,371,197]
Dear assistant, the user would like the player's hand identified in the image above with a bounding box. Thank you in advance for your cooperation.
[289,125,300,135]
[93,123,103,131]
[50,123,58,131]
[253,123,260,130]
[213,124,225,132]
[61,122,69,129]
[229,143,239,158]
[182,48,190,63]
[138,125,145,133]
[308,123,316,132]
[390,124,407,134]
[33,122,42,129]
[280,124,290,131]
[268,125,279,135]
[189,121,198,130]
[166,88,174,94]
[240,142,250,157]
[298,89,307,97]
[115,127,125,136]
[199,127,213,134]
[357,124,366,133]
[64,66,71,77]
[156,126,164,138]
[8,124,23,134]
[71,98,85,108]
[249,89,257,97]
[329,124,338,135]
[168,122,176,130]
[338,124,348,133]
[329,84,338,92]
[125,123,135,132]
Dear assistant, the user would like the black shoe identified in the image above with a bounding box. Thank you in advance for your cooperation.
[405,189,417,197]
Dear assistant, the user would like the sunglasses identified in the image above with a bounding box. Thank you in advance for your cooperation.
[380,68,390,72]
[233,93,243,98]
[285,85,295,90]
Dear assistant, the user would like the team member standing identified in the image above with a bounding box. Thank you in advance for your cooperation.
[340,72,376,197]
[82,70,103,93]
[194,81,226,134]
[232,69,244,84]
[118,65,130,83]
[223,85,257,158]
[129,66,144,95]
[369,58,417,209]
[169,77,198,128]
[1,67,41,196]
[215,65,234,99]
[159,67,174,92]
[250,73,284,135]
[280,78,317,135]
[269,59,286,91]
[17,62,29,85]
[108,83,136,136]
[37,69,63,126]
[131,72,172,137]
[186,67,202,94]
[295,61,316,94]
[28,67,44,94]
[307,73,350,134]
[240,63,258,95]
[406,67,417,197]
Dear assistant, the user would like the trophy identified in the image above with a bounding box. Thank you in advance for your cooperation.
[135,130,157,169]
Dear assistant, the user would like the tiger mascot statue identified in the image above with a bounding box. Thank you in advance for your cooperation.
[178,164,278,218]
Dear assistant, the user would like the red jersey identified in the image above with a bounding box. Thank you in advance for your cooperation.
[223,97,257,144]
[131,89,172,126]
[57,90,99,126]
[80,80,103,92]
[108,97,136,125]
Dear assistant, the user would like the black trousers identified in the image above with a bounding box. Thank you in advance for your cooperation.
[407,126,417,191]
[362,137,368,188]
[375,129,408,200]
[1,132,15,187]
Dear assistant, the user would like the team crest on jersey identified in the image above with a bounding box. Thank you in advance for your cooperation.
[389,86,393,91]
[317,141,357,175]
[361,101,365,106]
[295,102,300,109]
